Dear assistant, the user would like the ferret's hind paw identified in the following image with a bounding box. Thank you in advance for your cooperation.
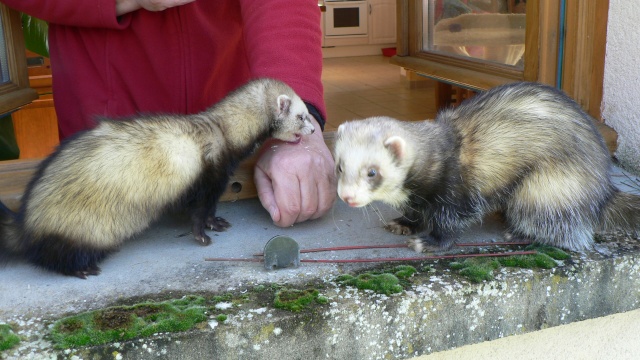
[408,237,431,253]
[385,219,415,235]
[503,231,533,243]
[407,235,453,253]
[207,216,231,232]
[72,266,101,279]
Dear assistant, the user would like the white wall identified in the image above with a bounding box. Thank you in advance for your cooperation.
[602,0,640,173]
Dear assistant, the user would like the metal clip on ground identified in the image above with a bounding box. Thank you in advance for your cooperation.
[262,235,300,270]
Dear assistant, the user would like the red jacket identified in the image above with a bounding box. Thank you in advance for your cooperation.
[3,0,325,138]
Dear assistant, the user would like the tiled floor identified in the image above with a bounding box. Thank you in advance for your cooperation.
[321,55,438,131]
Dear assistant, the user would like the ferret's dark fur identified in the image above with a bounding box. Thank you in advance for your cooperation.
[0,78,315,278]
[335,82,640,253]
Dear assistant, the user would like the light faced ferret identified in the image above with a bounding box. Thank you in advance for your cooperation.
[334,82,640,253]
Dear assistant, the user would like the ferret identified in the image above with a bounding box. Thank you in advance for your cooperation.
[334,82,640,253]
[0,78,315,278]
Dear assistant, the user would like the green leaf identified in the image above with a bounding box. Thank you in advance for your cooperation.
[21,14,49,58]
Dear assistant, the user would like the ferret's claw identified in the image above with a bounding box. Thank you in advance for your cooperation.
[206,216,231,232]
[385,221,415,235]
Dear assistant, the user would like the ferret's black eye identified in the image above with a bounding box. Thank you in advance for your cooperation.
[337,165,343,173]
[367,168,377,178]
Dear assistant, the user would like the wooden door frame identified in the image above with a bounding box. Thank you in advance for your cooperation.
[560,0,609,122]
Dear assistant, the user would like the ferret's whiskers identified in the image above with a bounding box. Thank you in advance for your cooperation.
[329,204,341,231]
[401,205,423,222]
[360,204,371,222]
[621,171,640,194]
[370,203,388,226]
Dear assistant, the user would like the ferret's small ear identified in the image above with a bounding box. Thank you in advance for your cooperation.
[384,136,406,161]
[277,95,291,115]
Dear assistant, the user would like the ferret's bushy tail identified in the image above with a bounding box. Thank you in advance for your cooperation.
[600,190,640,235]
[0,201,22,259]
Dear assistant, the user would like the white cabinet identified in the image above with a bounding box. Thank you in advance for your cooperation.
[368,0,397,44]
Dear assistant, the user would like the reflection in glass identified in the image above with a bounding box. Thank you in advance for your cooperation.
[423,0,526,68]
[0,9,11,84]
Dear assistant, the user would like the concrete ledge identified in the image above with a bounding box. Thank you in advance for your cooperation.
[4,235,639,359]
[2,167,639,359]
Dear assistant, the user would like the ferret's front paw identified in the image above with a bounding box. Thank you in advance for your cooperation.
[206,216,231,232]
[384,219,415,235]
[192,223,213,246]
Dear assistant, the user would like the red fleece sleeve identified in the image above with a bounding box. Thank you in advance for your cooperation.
[1,0,127,29]
[239,0,326,123]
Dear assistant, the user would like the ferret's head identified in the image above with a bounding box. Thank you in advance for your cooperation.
[270,92,315,143]
[334,117,413,208]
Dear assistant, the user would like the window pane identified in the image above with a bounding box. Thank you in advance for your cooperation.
[422,0,526,69]
[334,8,361,28]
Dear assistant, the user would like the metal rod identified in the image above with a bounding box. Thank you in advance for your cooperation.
[455,241,531,247]
[204,258,262,262]
[298,250,537,263]
[206,250,538,264]
[298,244,407,254]
[252,242,531,257]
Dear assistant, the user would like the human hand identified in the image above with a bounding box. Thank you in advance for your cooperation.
[116,0,196,16]
[254,117,337,227]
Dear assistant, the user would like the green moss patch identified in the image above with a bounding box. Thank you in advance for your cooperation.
[525,243,570,260]
[273,288,327,312]
[0,324,20,352]
[450,258,501,283]
[41,284,330,350]
[450,245,569,283]
[497,253,557,269]
[50,296,208,349]
[393,265,418,279]
[335,265,417,295]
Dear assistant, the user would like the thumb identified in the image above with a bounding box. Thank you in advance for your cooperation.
[254,167,280,223]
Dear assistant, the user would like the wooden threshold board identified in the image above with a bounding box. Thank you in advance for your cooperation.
[0,132,336,212]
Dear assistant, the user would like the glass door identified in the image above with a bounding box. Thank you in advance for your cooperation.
[393,0,559,90]
[0,4,38,115]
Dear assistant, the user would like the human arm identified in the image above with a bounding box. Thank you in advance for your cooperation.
[0,0,193,26]
[240,1,336,226]
[115,0,195,16]
[239,1,326,122]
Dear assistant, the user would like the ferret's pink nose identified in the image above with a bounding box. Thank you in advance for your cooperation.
[340,195,359,207]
